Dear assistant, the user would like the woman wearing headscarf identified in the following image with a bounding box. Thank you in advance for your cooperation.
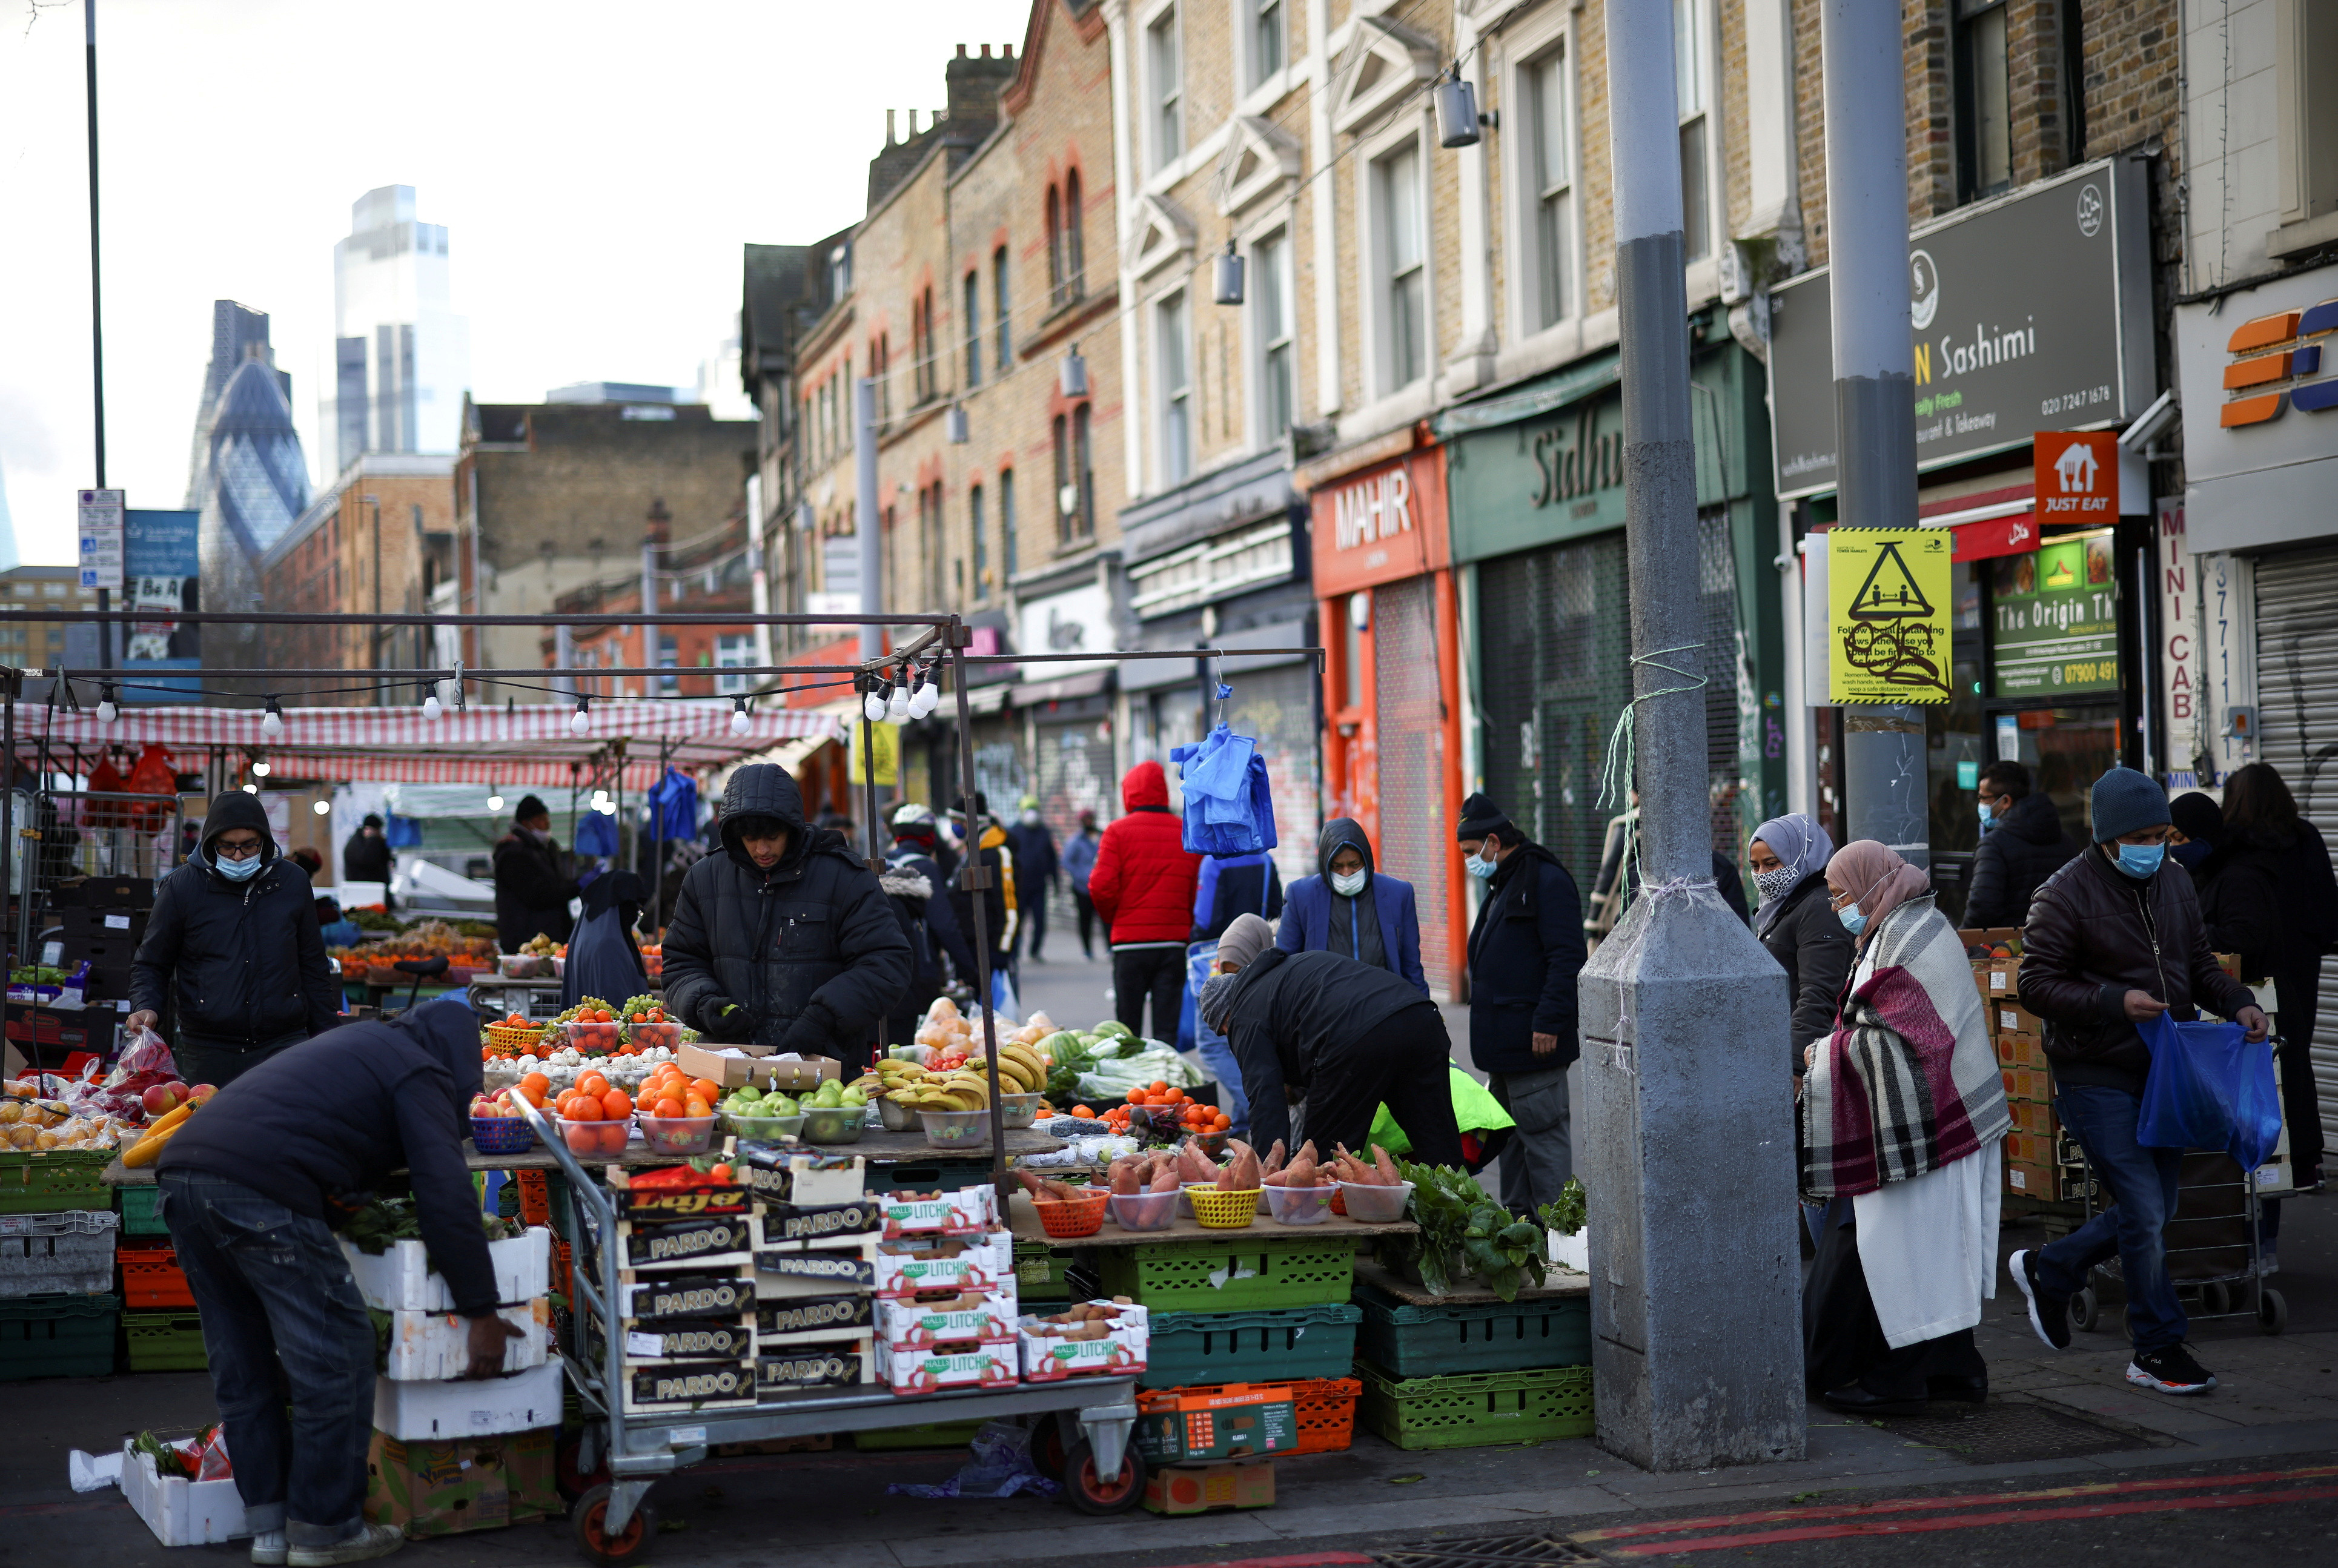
[1801,841,2011,1415]
[1749,813,1853,1090]
[561,870,648,1010]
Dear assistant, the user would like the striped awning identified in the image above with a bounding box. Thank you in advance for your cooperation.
[11,700,845,790]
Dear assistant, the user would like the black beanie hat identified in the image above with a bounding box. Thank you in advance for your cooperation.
[2167,791,2224,848]
[514,794,549,822]
[1457,792,1511,842]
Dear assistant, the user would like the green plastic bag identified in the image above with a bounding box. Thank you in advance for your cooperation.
[1367,1064,1515,1156]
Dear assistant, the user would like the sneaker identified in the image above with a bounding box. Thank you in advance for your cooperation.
[2127,1343,2218,1395]
[286,1523,405,1567]
[2008,1248,2072,1351]
[251,1531,288,1567]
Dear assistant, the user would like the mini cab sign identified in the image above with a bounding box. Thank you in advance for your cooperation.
[1827,529,1952,704]
[2033,430,2118,522]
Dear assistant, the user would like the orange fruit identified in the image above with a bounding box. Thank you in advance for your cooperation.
[689,1078,720,1103]
[522,1072,551,1097]
[601,1089,632,1119]
[568,1096,603,1122]
[1125,1088,1145,1104]
[577,1072,609,1099]
[514,1084,544,1109]
[1150,1080,1168,1094]
[1212,1112,1231,1130]
[653,1096,685,1119]
[684,1097,712,1117]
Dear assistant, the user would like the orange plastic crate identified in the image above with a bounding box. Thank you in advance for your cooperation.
[517,1171,551,1228]
[118,1246,195,1310]
[1287,1375,1362,1454]
[554,1239,573,1300]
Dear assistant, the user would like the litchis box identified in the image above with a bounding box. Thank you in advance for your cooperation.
[1018,1301,1150,1381]
[373,1358,567,1442]
[381,1300,548,1381]
[755,1199,885,1249]
[874,1340,1019,1394]
[121,1443,248,1546]
[878,1186,995,1238]
[343,1228,551,1312]
[1143,1457,1275,1515]
[872,1231,1012,1298]
[875,1288,1020,1349]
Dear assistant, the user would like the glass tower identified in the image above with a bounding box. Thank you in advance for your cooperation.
[324,186,471,473]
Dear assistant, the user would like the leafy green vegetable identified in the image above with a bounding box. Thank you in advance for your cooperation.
[1538,1177,1587,1238]
[1376,1160,1557,1302]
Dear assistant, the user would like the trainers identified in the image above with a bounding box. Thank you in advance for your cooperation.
[2128,1343,2217,1395]
[251,1530,288,1567]
[286,1523,405,1566]
[2007,1249,2071,1351]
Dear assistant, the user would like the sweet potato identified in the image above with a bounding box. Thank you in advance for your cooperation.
[1283,1151,1316,1188]
[1013,1169,1047,1199]
[1220,1139,1260,1191]
[1262,1169,1289,1186]
[1373,1144,1402,1185]
[1262,1139,1287,1177]
[1148,1160,1181,1193]
[1294,1140,1319,1170]
[1180,1141,1220,1185]
[1108,1157,1141,1196]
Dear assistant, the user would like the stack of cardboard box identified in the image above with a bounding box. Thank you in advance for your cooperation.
[1960,927,2068,1202]
[747,1151,880,1398]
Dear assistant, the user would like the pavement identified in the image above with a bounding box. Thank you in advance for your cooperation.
[8,948,2332,1564]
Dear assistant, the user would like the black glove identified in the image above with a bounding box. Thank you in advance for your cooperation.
[697,999,755,1045]
[775,1001,839,1059]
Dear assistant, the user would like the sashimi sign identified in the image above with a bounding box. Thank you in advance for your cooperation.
[1827,529,1952,704]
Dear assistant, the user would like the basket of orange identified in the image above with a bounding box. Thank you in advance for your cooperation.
[484,1013,547,1056]
[552,1071,635,1157]
[634,1064,721,1155]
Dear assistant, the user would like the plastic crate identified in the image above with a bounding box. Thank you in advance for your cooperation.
[1140,1303,1362,1389]
[1289,1375,1361,1454]
[122,1310,207,1372]
[0,1150,114,1215]
[1356,1361,1594,1451]
[853,1418,989,1451]
[1095,1234,1357,1312]
[118,1185,170,1237]
[0,1292,118,1380]
[515,1170,552,1228]
[117,1245,195,1310]
[0,1211,119,1297]
[1353,1282,1591,1377]
[1013,1239,1070,1300]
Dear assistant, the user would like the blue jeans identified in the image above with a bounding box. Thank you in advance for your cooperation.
[1186,941,1249,1137]
[2035,1083,2188,1354]
[159,1172,377,1546]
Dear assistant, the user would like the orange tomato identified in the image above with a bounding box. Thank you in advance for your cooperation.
[689,1078,720,1103]
[577,1072,610,1099]
[480,1045,494,1061]
[601,1089,633,1119]
[653,1096,685,1119]
[522,1072,551,1097]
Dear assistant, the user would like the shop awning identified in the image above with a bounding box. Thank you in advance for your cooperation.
[1009,670,1112,707]
[10,700,843,789]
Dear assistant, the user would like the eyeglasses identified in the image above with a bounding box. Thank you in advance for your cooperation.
[214,838,265,859]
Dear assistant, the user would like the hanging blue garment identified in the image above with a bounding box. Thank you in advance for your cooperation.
[1170,723,1277,857]
[647,769,698,841]
[573,809,620,859]
[383,812,423,849]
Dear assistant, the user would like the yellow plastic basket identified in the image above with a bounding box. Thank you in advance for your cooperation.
[1187,1185,1262,1229]
[485,1022,548,1054]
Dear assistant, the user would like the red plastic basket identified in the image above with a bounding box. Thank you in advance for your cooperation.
[1035,1190,1110,1239]
[118,1246,195,1310]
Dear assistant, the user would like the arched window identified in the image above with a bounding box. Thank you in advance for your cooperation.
[1045,185,1064,306]
[1064,170,1086,302]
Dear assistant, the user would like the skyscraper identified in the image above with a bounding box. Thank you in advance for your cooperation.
[324,186,470,472]
[184,301,286,506]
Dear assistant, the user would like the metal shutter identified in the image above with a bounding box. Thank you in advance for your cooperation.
[1223,661,1320,892]
[2251,544,2338,1154]
[1698,507,1753,864]
[1034,716,1114,931]
[1374,576,1452,998]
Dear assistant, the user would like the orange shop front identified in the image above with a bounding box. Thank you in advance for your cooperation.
[1303,434,1469,1002]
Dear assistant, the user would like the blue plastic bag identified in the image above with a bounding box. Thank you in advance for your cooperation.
[1170,723,1278,856]
[2136,1013,2283,1169]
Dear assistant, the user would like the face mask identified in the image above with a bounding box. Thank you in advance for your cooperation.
[1021,810,1041,826]
[2169,839,2213,870]
[1754,865,1799,904]
[1836,902,1867,936]
[1977,799,1997,833]
[2116,841,2166,879]
[1466,849,1500,881]
[1331,868,1368,898]
[214,850,263,882]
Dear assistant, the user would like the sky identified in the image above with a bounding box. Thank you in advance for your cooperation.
[0,0,1034,566]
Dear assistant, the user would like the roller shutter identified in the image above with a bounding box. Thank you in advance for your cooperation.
[1374,576,1454,997]
[1033,714,1115,930]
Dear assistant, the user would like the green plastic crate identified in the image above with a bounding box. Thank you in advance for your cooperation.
[0,1150,113,1215]
[1353,1283,1591,1377]
[853,1418,988,1451]
[123,1309,207,1372]
[1356,1361,1594,1451]
[118,1185,169,1237]
[1141,1303,1362,1389]
[1095,1234,1356,1312]
[0,1292,118,1380]
[1013,1239,1070,1300]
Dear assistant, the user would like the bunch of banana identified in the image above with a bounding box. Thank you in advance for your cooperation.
[967,1041,1048,1095]
[864,1059,930,1099]
[889,1070,993,1112]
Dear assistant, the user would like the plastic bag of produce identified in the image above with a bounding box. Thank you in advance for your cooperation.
[1076,1043,1202,1102]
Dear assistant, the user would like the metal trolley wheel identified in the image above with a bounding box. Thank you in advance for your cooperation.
[2259,1286,2288,1335]
[572,1483,657,1566]
[1060,1437,1147,1515]
[556,1434,610,1504]
[1030,1414,1071,1482]
[2068,1287,2101,1333]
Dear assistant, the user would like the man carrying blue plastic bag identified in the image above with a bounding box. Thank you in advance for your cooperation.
[2010,768,2270,1397]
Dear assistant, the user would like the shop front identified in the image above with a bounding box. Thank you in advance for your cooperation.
[1012,575,1122,935]
[1442,336,1780,911]
[1300,432,1465,998]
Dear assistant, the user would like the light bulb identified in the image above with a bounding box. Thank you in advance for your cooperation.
[886,681,911,722]
[97,690,118,724]
[487,794,505,812]
[313,799,331,816]
[571,700,591,735]
[242,782,258,794]
[863,689,887,723]
[260,701,283,738]
[253,761,271,778]
[909,678,940,719]
[729,698,750,735]
[598,800,617,816]
[422,694,443,721]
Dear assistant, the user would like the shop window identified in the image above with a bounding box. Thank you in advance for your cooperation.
[1956,0,2013,202]
[1675,0,1712,260]
[1254,228,1294,439]
[1522,42,1574,330]
[1157,289,1193,483]
[1374,141,1426,392]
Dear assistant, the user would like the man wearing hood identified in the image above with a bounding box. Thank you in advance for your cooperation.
[157,998,522,1566]
[663,764,910,1062]
[1004,795,1059,962]
[1964,761,2080,928]
[127,792,341,1089]
[492,795,581,953]
[882,803,980,1044]
[947,794,1018,990]
[1459,792,1587,1212]
[1276,818,1428,995]
[1088,760,1202,1039]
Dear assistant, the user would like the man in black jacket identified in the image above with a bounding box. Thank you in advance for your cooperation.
[663,764,910,1064]
[1200,914,1463,1165]
[128,793,340,1088]
[1459,793,1587,1212]
[492,796,579,953]
[1965,761,2080,928]
[881,803,979,1045]
[2010,768,2268,1398]
[1004,795,1058,961]
[158,999,522,1566]
[341,813,392,885]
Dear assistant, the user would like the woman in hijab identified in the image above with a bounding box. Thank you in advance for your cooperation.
[561,870,648,1010]
[1801,841,2012,1415]
[1749,813,1853,1090]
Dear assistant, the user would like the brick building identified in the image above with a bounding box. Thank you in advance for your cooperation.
[260,455,457,702]
[541,504,761,700]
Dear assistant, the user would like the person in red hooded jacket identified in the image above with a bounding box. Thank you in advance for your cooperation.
[1088,759,1201,1039]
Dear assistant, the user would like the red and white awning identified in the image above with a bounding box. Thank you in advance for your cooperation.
[11,701,845,789]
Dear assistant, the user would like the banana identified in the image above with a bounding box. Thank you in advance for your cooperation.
[999,1043,1046,1077]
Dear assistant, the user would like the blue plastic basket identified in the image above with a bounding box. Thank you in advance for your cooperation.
[469,1117,538,1155]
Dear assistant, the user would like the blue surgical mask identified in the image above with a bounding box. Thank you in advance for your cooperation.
[1331,868,1368,898]
[214,850,263,882]
[1977,799,1997,833]
[2116,841,2166,879]
[1466,849,1500,881]
[2168,839,2213,870]
[1837,902,1867,936]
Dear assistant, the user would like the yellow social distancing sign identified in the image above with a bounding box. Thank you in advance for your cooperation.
[848,719,899,786]
[1827,528,1952,704]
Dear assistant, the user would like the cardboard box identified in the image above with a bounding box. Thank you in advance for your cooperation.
[53,876,154,908]
[878,1186,996,1239]
[756,1291,874,1341]
[363,1427,558,1539]
[617,1272,756,1325]
[755,1198,886,1248]
[2000,1068,2052,1103]
[1978,958,2021,1001]
[757,1236,880,1297]
[1996,1031,2048,1072]
[605,1172,752,1222]
[60,907,147,943]
[373,1358,567,1441]
[623,1359,758,1413]
[615,1216,753,1271]
[758,1338,875,1396]
[675,1043,839,1094]
[1957,927,2022,949]
[122,1443,250,1546]
[382,1300,549,1381]
[345,1227,551,1312]
[1143,1457,1275,1516]
[1136,1385,1299,1463]
[2008,1101,2056,1137]
[620,1318,757,1362]
[873,1340,1019,1393]
[1995,1003,2045,1038]
[2005,1159,2058,1197]
[737,1149,865,1206]
[876,1288,1021,1349]
[1018,1301,1150,1381]
[872,1231,1012,1298]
